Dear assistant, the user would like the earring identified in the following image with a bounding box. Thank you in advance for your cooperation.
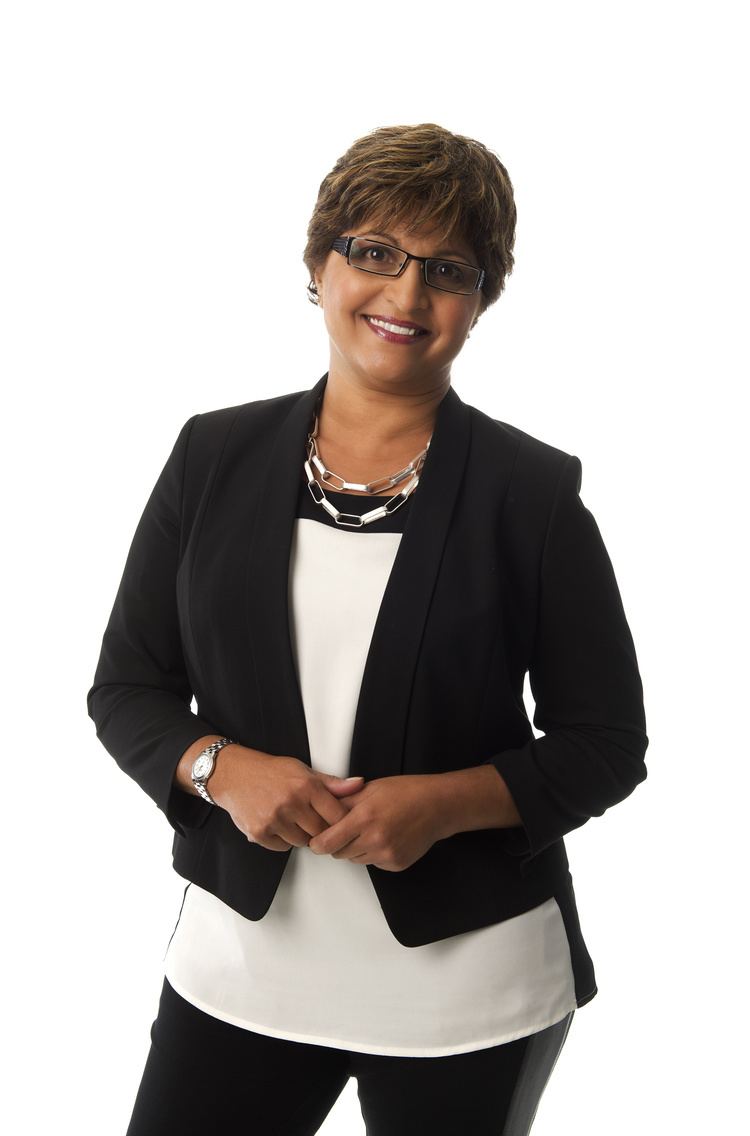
[307,279,324,307]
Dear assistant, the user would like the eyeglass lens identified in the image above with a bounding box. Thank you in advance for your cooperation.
[348,238,479,294]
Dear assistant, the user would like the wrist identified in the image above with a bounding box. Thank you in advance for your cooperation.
[175,735,224,796]
[429,771,466,841]
[207,743,245,809]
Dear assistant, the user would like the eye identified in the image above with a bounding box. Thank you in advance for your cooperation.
[434,260,466,282]
[350,240,399,266]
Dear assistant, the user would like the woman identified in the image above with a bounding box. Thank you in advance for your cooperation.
[87,123,648,1135]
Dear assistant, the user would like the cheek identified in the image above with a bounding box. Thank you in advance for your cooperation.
[444,316,470,341]
[331,286,369,320]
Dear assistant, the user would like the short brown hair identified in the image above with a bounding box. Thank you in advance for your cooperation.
[303,122,517,327]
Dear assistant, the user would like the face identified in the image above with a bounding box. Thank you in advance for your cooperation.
[313,218,482,395]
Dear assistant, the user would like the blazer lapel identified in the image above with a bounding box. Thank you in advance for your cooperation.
[245,371,472,782]
[245,373,328,764]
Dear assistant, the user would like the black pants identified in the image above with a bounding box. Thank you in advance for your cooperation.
[126,976,575,1136]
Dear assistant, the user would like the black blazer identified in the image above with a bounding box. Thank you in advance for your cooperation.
[87,371,648,1009]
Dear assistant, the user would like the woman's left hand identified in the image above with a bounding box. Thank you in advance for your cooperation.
[306,774,447,872]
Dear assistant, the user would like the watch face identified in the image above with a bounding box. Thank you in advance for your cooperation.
[193,753,213,780]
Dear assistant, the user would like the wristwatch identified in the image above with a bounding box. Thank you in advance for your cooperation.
[191,737,235,805]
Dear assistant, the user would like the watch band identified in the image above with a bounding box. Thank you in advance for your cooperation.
[191,736,235,806]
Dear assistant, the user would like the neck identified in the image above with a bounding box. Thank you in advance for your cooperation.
[317,371,448,457]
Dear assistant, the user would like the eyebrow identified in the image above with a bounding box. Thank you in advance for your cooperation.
[363,231,471,262]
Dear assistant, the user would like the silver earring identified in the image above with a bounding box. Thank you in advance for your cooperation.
[307,280,321,307]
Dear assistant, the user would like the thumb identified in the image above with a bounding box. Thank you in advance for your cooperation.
[318,773,365,794]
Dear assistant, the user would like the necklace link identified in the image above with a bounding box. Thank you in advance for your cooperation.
[303,401,431,528]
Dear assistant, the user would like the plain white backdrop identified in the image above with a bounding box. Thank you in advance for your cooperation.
[2,1,746,1131]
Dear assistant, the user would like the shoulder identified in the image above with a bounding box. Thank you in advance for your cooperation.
[186,386,308,443]
[459,402,588,553]
[468,400,573,467]
[466,400,581,495]
[164,387,310,474]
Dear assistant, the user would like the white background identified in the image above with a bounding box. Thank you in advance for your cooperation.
[2,1,747,1131]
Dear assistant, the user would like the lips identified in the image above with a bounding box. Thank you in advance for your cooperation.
[363,315,431,346]
[363,313,427,331]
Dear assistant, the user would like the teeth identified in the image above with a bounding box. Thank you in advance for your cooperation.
[366,316,422,337]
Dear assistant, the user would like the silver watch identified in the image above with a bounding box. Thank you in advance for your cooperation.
[191,737,234,805]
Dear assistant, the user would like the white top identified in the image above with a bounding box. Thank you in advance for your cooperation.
[163,485,577,1056]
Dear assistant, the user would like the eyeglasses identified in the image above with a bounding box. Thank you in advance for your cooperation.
[330,236,485,296]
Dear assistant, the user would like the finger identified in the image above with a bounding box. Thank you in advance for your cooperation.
[291,802,341,844]
[276,795,351,847]
[310,781,361,828]
[311,824,361,857]
[250,832,293,852]
[253,797,352,851]
[318,774,365,795]
[330,833,366,860]
[266,818,314,849]
[293,788,360,842]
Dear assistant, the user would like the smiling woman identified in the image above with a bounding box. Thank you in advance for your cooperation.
[89,122,648,1136]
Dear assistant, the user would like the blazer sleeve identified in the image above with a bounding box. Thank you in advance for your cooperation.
[86,414,222,839]
[483,454,649,859]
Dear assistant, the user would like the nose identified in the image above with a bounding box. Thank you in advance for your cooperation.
[382,255,431,311]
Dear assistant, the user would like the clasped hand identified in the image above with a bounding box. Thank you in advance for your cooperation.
[214,749,448,872]
[307,774,445,872]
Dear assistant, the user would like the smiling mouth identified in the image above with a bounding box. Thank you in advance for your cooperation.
[363,315,429,337]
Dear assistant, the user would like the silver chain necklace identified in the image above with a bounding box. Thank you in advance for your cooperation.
[303,401,431,529]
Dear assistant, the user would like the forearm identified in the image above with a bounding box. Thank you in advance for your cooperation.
[432,765,524,841]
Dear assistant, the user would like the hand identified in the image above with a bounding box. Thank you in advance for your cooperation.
[306,774,446,872]
[210,745,366,853]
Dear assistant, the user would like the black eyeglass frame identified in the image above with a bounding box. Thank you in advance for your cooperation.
[330,236,486,295]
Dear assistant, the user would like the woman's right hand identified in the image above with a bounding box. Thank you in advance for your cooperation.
[209,744,365,852]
